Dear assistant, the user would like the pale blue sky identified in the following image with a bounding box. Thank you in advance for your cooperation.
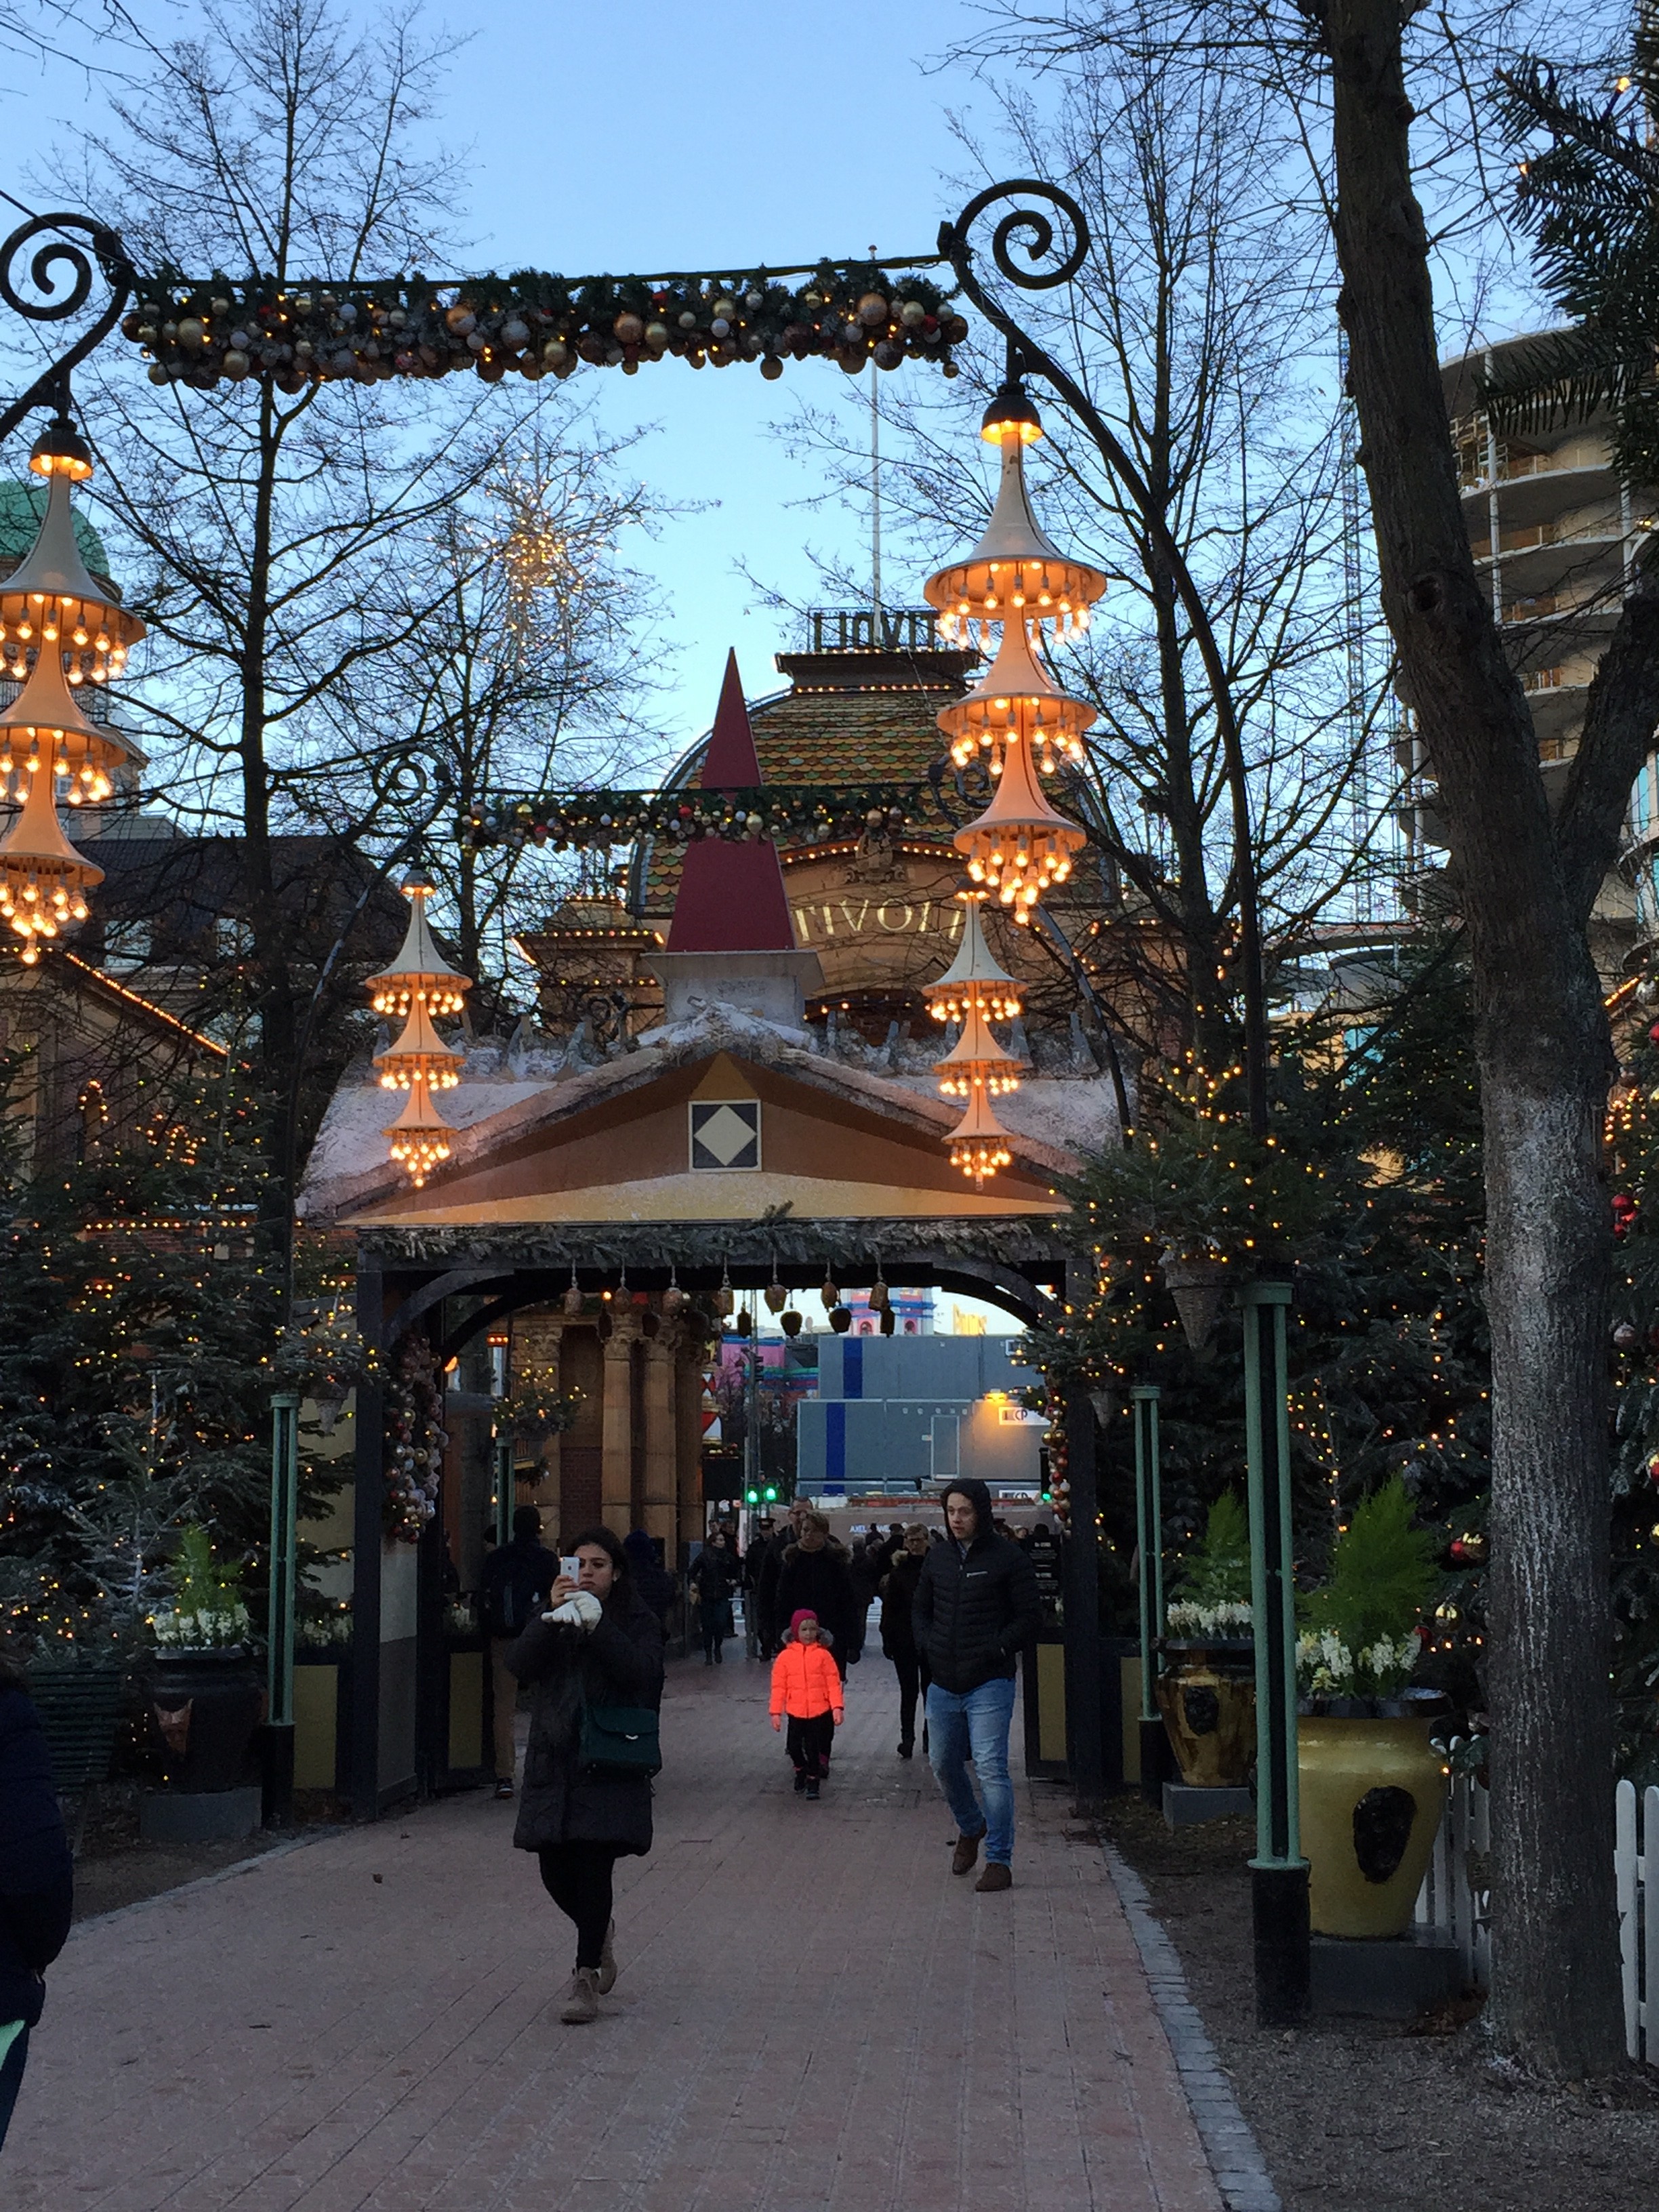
[3,0,1010,758]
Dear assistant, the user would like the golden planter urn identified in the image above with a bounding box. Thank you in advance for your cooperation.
[1155,1639,1256,1788]
[1298,1711,1447,1937]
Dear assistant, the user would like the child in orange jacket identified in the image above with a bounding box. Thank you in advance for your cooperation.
[770,1609,844,1799]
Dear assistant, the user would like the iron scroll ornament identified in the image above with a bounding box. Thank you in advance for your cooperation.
[0,210,136,447]
[937,180,1090,296]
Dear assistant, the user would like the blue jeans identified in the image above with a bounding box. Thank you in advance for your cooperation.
[926,1675,1017,1865]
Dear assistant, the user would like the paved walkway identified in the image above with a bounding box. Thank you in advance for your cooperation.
[7,1653,1233,2211]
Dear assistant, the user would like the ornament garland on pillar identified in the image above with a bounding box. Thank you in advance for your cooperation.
[365,872,473,1185]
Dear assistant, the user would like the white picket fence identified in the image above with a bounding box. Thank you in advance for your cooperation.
[1412,1744,1659,2065]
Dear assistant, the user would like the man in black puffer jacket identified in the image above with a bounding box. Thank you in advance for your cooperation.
[0,1650,74,2150]
[913,1477,1040,1893]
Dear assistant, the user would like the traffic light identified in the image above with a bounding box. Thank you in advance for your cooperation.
[745,1488,760,1504]
[763,1486,777,1502]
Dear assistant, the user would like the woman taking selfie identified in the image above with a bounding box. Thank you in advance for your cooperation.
[505,1526,664,2025]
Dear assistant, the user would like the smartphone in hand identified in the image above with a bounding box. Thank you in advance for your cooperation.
[560,1556,580,1582]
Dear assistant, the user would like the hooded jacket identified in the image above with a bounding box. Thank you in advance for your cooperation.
[913,1479,1042,1694]
[769,1631,844,1722]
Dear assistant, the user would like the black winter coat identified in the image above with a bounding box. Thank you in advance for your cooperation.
[506,1593,665,1858]
[0,1687,74,2027]
[880,1551,926,1657]
[914,1487,1041,1694]
[775,1542,858,1671]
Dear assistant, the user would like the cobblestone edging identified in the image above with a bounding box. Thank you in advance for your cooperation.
[1101,1841,1283,2212]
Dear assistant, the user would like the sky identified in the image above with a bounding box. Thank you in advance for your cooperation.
[3,0,1014,761]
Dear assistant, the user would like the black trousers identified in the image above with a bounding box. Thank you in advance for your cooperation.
[785,1711,835,1778]
[891,1646,931,1747]
[538,1841,620,1969]
[700,1602,728,1659]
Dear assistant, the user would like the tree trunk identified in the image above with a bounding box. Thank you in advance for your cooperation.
[1322,0,1624,2074]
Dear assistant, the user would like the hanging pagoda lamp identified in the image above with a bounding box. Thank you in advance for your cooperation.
[935,612,1094,776]
[954,731,1088,922]
[0,634,141,807]
[0,755,104,961]
[924,383,1107,644]
[945,1082,1015,1189]
[383,1073,455,1189]
[0,417,146,687]
[366,871,472,1017]
[923,893,1021,1023]
[375,996,464,1093]
[935,1001,1024,1100]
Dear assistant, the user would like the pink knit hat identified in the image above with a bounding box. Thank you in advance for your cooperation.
[789,1610,819,1635]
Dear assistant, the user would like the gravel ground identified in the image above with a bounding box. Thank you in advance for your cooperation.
[64,1782,338,1921]
[1101,1797,1659,2212]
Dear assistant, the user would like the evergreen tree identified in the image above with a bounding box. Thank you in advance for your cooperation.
[0,1059,333,1654]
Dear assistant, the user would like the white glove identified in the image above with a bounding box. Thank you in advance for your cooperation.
[544,1590,602,1630]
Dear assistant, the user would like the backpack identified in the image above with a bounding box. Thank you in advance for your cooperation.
[482,1545,554,1639]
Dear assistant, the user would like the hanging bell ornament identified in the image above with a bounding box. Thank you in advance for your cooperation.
[562,1267,583,1317]
[821,1271,840,1311]
[829,1305,853,1334]
[781,1309,803,1339]
[764,1278,788,1313]
[735,1308,754,1336]
[714,1267,735,1317]
[662,1265,686,1317]
[868,1276,890,1313]
[880,1307,897,1337]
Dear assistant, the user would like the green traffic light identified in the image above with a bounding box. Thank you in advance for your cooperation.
[763,1486,777,1501]
[745,1488,759,1504]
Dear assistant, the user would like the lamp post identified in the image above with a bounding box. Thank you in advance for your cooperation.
[1131,1382,1166,1803]
[1240,1279,1309,2024]
[265,1389,301,1829]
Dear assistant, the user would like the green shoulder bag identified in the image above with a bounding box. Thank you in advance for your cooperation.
[578,1698,661,1778]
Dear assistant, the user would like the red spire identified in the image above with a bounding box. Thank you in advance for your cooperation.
[665,651,798,955]
[701,648,764,787]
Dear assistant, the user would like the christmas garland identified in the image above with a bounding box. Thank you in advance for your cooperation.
[383,1332,448,1545]
[460,781,966,853]
[119,260,968,394]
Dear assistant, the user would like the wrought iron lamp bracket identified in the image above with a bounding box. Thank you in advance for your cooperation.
[0,209,136,447]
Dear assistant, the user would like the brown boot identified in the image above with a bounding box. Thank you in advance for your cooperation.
[596,1921,617,1994]
[559,1967,600,2024]
[951,1831,983,1877]
[975,1862,1012,1893]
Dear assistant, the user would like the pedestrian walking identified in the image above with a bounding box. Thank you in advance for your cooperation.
[0,1647,74,2152]
[769,1610,844,1799]
[754,1498,814,1656]
[622,1530,676,1629]
[505,1525,665,2025]
[879,1522,933,1759]
[775,1510,858,1680]
[913,1477,1040,1893]
[479,1504,561,1799]
[688,1530,738,1664]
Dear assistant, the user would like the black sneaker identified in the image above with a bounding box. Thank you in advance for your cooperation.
[897,1740,914,1759]
[794,1769,807,1793]
[805,1778,820,1800]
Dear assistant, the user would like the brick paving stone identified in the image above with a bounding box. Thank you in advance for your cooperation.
[5,1652,1249,2212]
